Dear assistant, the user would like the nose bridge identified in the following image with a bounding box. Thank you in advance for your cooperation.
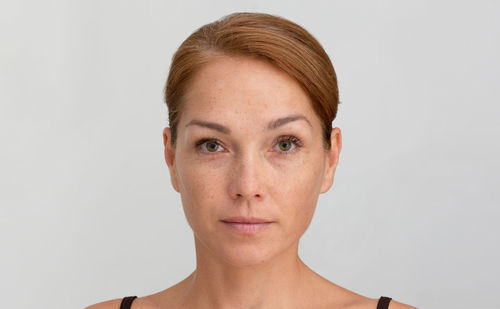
[228,146,265,200]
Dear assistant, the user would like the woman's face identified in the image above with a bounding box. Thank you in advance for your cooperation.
[163,55,341,266]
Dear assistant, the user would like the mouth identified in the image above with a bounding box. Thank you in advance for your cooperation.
[221,221,273,234]
[220,217,274,235]
[221,216,272,224]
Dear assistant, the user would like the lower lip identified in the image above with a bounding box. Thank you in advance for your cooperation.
[221,221,272,234]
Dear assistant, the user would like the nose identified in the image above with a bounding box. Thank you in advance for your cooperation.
[228,151,266,201]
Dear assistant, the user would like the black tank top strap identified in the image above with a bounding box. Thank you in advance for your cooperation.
[119,294,392,309]
[377,296,392,309]
[119,296,137,309]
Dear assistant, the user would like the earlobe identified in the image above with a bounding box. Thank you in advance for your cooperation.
[320,127,342,194]
[163,127,180,192]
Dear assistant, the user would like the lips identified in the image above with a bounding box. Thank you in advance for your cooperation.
[220,216,273,235]
[223,222,271,233]
[221,216,272,224]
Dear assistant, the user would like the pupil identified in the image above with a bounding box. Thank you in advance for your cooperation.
[207,143,217,151]
[280,141,291,151]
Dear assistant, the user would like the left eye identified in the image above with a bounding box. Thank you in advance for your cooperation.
[276,140,294,152]
[273,136,302,154]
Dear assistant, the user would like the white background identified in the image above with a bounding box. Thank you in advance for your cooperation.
[1,1,499,308]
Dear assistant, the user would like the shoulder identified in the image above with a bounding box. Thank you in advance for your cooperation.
[342,296,417,309]
[84,278,187,309]
[315,283,417,309]
[308,275,417,309]
[85,297,161,309]
[388,299,418,309]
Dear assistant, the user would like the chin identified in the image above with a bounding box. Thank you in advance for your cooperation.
[196,233,279,267]
[218,245,276,267]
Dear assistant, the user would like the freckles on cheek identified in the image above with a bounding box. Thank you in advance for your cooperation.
[179,164,224,205]
[275,156,323,213]
[179,171,216,231]
[280,155,322,189]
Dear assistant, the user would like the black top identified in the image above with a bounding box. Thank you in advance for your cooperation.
[377,296,393,309]
[119,296,137,309]
[119,295,392,309]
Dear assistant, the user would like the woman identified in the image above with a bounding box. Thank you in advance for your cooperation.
[87,12,415,309]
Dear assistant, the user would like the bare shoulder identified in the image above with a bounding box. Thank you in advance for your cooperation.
[389,299,418,309]
[84,297,160,309]
[83,276,189,309]
[314,279,417,309]
[341,296,417,309]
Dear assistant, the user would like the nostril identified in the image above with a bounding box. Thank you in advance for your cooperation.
[233,193,261,199]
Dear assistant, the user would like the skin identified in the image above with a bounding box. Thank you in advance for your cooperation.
[86,55,415,309]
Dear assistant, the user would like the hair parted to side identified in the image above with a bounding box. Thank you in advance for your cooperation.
[165,12,339,149]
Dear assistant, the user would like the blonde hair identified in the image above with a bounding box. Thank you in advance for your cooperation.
[165,12,339,149]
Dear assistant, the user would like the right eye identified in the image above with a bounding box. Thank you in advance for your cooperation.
[196,138,225,153]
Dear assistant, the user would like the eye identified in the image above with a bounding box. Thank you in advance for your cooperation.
[196,138,225,153]
[273,136,303,155]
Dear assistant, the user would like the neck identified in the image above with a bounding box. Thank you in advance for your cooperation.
[179,236,311,309]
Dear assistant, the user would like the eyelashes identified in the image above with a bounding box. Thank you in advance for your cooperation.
[274,135,302,154]
[195,138,225,153]
[194,135,303,156]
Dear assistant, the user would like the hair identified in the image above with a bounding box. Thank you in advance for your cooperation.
[165,12,339,149]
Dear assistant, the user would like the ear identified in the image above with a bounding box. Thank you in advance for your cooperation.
[163,127,180,193]
[320,127,342,194]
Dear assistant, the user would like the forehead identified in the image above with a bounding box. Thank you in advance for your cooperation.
[180,55,318,127]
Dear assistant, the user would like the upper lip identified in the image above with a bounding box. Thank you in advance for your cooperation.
[221,216,272,224]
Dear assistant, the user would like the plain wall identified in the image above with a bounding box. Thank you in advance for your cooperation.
[1,0,499,308]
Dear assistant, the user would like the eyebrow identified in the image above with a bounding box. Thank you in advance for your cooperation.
[184,114,312,134]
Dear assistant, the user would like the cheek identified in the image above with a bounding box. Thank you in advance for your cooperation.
[176,160,227,227]
[273,150,325,195]
[272,153,325,231]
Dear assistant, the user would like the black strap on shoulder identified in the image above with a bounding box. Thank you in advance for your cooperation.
[119,296,137,309]
[377,296,392,309]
